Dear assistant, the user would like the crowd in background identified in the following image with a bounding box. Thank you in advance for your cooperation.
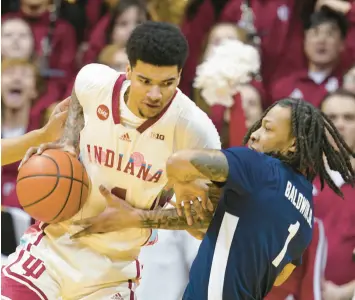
[1,0,355,299]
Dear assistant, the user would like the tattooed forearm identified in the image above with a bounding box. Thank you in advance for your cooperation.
[167,149,229,183]
[139,208,212,230]
[190,150,229,182]
[139,184,222,230]
[60,90,84,148]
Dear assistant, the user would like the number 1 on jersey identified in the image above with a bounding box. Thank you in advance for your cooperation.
[272,221,300,267]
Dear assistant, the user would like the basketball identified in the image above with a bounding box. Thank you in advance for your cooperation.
[16,149,90,223]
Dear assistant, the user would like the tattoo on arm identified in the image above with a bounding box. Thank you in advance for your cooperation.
[60,90,84,148]
[139,184,222,230]
[190,150,229,182]
[167,150,229,183]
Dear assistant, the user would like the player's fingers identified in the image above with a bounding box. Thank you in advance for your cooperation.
[186,229,205,240]
[37,142,60,154]
[207,198,214,212]
[192,198,205,220]
[19,147,39,169]
[183,201,194,225]
[70,225,98,239]
[99,185,111,200]
[52,97,71,116]
[199,190,209,211]
[176,202,183,217]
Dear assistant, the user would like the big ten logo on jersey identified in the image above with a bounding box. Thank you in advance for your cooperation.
[150,132,165,141]
[86,145,163,183]
[97,104,110,121]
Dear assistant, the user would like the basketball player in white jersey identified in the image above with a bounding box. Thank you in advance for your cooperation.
[1,22,221,300]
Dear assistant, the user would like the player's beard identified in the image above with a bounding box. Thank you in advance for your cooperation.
[138,107,160,119]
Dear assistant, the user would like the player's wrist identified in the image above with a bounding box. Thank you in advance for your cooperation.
[36,127,52,143]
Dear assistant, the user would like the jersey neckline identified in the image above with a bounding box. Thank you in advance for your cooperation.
[111,74,178,133]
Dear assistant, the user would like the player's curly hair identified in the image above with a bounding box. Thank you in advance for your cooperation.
[126,21,189,70]
[243,98,355,197]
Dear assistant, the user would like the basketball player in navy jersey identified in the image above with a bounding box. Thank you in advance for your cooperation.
[72,98,355,299]
[164,98,355,300]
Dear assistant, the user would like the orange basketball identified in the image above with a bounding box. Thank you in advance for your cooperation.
[16,149,90,223]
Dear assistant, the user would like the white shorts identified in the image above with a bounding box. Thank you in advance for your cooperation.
[1,223,141,300]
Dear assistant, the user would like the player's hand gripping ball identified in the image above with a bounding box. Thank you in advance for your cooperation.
[16,149,90,223]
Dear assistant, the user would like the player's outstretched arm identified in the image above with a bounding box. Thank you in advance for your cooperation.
[71,185,222,239]
[2,98,70,166]
[166,149,229,183]
[166,149,229,221]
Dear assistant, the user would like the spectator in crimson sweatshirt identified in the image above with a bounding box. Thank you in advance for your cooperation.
[180,0,355,102]
[270,8,349,108]
[83,0,148,65]
[1,58,60,209]
[315,89,355,300]
[266,89,355,300]
[344,64,355,93]
[3,0,77,94]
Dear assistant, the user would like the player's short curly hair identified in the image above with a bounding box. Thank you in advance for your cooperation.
[126,21,189,70]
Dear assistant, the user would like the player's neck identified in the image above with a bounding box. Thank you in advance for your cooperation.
[2,102,31,130]
[125,88,142,119]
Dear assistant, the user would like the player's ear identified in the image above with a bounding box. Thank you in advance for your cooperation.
[176,69,182,85]
[288,137,296,153]
[126,64,132,80]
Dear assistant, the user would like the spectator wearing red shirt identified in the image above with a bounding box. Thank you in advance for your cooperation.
[1,17,34,60]
[270,8,348,108]
[3,0,78,94]
[180,0,355,102]
[1,59,58,208]
[83,0,148,65]
[344,64,355,93]
[315,90,355,300]
[266,89,355,300]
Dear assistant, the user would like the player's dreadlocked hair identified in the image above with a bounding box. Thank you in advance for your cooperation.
[243,98,355,197]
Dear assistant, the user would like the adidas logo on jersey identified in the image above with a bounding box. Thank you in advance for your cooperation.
[119,133,131,142]
[110,293,124,300]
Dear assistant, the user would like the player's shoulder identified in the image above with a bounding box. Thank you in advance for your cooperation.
[75,63,120,95]
[173,89,217,130]
[172,89,221,149]
[223,148,287,184]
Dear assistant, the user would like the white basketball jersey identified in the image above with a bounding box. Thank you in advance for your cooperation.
[43,64,221,263]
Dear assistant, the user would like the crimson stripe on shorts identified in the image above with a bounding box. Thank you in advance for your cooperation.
[26,222,48,251]
[2,250,48,300]
[128,280,134,300]
[135,259,141,280]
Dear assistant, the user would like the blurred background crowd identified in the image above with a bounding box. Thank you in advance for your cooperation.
[1,0,355,299]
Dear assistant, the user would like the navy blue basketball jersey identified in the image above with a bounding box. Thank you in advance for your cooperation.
[183,147,314,300]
